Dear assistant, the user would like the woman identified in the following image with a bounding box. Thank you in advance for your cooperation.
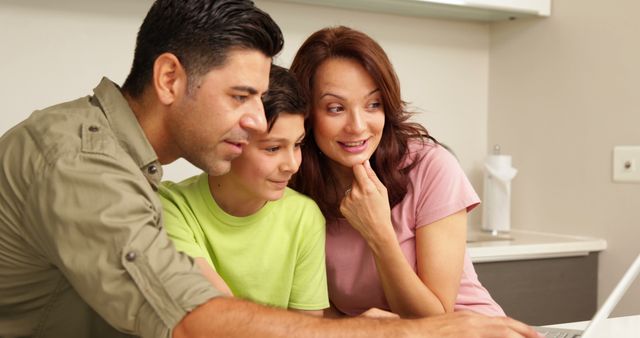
[289,26,504,318]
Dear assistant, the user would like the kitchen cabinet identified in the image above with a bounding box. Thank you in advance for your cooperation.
[268,0,551,22]
[468,230,606,325]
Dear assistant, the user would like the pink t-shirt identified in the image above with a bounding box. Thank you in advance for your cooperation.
[326,140,505,317]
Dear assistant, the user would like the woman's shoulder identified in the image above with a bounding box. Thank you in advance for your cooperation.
[403,138,454,167]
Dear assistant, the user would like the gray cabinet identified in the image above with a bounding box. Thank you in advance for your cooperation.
[475,253,598,325]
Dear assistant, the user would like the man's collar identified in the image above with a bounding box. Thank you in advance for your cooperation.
[92,77,163,187]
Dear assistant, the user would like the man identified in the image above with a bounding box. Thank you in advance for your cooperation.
[0,0,538,337]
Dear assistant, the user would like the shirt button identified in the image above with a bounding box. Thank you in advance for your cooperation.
[125,251,137,262]
[88,125,100,132]
[147,165,158,175]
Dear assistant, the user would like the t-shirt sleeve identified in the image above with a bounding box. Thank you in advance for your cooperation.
[288,202,329,310]
[412,143,480,228]
[25,152,220,338]
[158,182,212,267]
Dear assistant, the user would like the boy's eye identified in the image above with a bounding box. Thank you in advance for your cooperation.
[265,146,279,153]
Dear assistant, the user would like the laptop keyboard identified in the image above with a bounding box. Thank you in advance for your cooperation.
[537,330,581,338]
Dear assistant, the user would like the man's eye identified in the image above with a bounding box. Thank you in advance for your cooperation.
[234,95,248,103]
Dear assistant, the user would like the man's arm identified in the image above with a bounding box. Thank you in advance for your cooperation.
[173,297,539,338]
[29,149,220,337]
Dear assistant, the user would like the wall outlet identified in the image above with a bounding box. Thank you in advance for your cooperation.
[613,146,640,183]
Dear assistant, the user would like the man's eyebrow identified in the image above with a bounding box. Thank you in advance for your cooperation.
[231,86,259,95]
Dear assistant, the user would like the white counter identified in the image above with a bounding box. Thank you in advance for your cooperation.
[467,229,607,263]
[545,315,640,337]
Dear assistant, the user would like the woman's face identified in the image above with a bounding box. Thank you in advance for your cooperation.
[311,58,385,170]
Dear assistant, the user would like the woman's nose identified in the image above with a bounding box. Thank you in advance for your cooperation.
[345,110,366,134]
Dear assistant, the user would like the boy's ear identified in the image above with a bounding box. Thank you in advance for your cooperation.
[152,53,188,105]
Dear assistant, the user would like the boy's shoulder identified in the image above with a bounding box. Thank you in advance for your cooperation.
[280,187,316,204]
[159,174,206,202]
[277,188,324,216]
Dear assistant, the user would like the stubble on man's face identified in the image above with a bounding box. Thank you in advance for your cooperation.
[171,49,271,176]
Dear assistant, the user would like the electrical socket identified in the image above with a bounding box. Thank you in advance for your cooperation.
[613,146,640,183]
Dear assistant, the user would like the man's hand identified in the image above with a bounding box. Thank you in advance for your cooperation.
[417,311,540,338]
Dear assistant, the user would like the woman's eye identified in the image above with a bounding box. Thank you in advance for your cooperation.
[368,101,381,110]
[294,142,304,149]
[327,105,344,113]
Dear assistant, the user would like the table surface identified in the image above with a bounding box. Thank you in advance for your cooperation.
[545,315,640,337]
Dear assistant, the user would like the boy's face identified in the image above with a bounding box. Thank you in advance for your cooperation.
[228,112,305,202]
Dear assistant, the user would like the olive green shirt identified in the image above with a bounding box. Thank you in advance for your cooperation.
[0,78,221,338]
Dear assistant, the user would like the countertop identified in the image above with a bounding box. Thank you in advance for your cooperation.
[466,229,607,263]
[545,315,640,337]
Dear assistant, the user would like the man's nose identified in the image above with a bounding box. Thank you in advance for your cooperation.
[239,99,267,133]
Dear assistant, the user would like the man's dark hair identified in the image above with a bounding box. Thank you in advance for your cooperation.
[263,65,308,133]
[122,0,284,97]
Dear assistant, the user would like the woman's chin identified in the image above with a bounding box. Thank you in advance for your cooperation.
[336,154,371,168]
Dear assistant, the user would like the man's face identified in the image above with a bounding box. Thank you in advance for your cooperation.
[170,49,271,176]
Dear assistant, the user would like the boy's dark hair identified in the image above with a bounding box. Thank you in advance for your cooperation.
[262,65,308,132]
[122,0,284,97]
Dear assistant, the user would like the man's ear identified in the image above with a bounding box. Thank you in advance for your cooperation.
[152,53,188,105]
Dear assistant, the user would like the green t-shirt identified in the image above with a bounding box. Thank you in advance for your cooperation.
[159,173,329,310]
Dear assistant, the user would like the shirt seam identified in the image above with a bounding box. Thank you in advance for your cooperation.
[287,301,330,310]
[33,275,68,337]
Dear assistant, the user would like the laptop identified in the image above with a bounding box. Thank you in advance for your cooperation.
[535,252,640,338]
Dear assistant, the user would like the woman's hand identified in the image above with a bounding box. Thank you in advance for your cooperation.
[339,160,395,245]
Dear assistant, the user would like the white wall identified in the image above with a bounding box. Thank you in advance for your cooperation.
[489,0,640,316]
[0,0,149,130]
[0,1,490,228]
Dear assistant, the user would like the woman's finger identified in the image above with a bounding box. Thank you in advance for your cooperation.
[364,159,386,192]
[351,162,375,192]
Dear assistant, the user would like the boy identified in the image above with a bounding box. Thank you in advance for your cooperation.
[159,65,328,315]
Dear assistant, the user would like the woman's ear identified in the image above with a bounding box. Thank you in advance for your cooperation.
[152,52,188,105]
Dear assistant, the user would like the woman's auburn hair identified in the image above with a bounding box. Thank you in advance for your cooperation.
[289,26,433,221]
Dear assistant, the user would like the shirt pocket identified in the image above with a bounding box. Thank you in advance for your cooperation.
[81,123,116,157]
